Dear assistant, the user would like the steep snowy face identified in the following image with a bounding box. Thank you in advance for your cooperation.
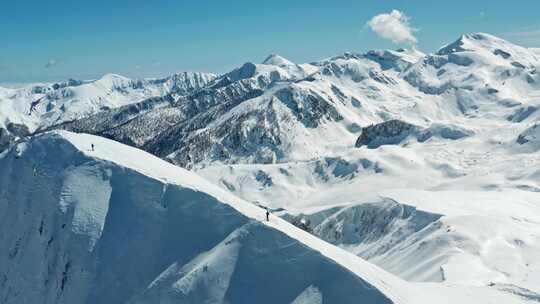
[438,33,539,66]
[146,82,353,167]
[0,131,402,304]
[404,33,539,103]
[3,131,537,304]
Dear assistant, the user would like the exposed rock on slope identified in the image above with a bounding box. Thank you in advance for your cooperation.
[355,120,419,148]
[0,122,30,151]
[354,120,472,148]
[517,123,540,149]
[3,32,540,303]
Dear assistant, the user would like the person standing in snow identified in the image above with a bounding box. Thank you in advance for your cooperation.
[266,208,270,222]
[91,144,95,151]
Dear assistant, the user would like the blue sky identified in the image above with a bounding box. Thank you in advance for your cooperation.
[1,0,539,83]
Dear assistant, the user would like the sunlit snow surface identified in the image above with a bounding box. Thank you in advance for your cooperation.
[2,33,540,303]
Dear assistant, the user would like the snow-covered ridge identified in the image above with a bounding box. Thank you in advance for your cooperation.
[438,33,539,66]
[0,71,216,153]
[0,71,216,135]
[0,131,405,303]
[2,131,535,303]
[262,53,295,66]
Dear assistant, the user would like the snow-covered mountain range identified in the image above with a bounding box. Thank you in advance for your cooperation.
[2,33,540,303]
[0,72,215,150]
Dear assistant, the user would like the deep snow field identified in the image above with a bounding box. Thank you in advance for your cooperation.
[1,33,540,303]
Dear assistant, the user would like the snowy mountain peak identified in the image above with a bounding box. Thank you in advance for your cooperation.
[463,32,502,42]
[438,32,510,54]
[94,73,133,87]
[437,33,539,62]
[224,62,258,82]
[262,53,295,66]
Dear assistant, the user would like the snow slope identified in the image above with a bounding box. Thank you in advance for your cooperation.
[280,191,540,292]
[0,131,394,303]
[1,131,536,303]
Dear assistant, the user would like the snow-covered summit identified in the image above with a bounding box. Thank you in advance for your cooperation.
[0,131,399,303]
[262,53,295,66]
[92,73,133,88]
[437,32,539,67]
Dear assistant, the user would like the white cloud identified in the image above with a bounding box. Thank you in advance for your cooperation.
[45,59,57,68]
[366,10,417,45]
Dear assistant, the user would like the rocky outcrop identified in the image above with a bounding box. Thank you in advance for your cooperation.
[355,120,473,149]
[0,123,30,151]
[355,120,419,148]
[517,123,540,146]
